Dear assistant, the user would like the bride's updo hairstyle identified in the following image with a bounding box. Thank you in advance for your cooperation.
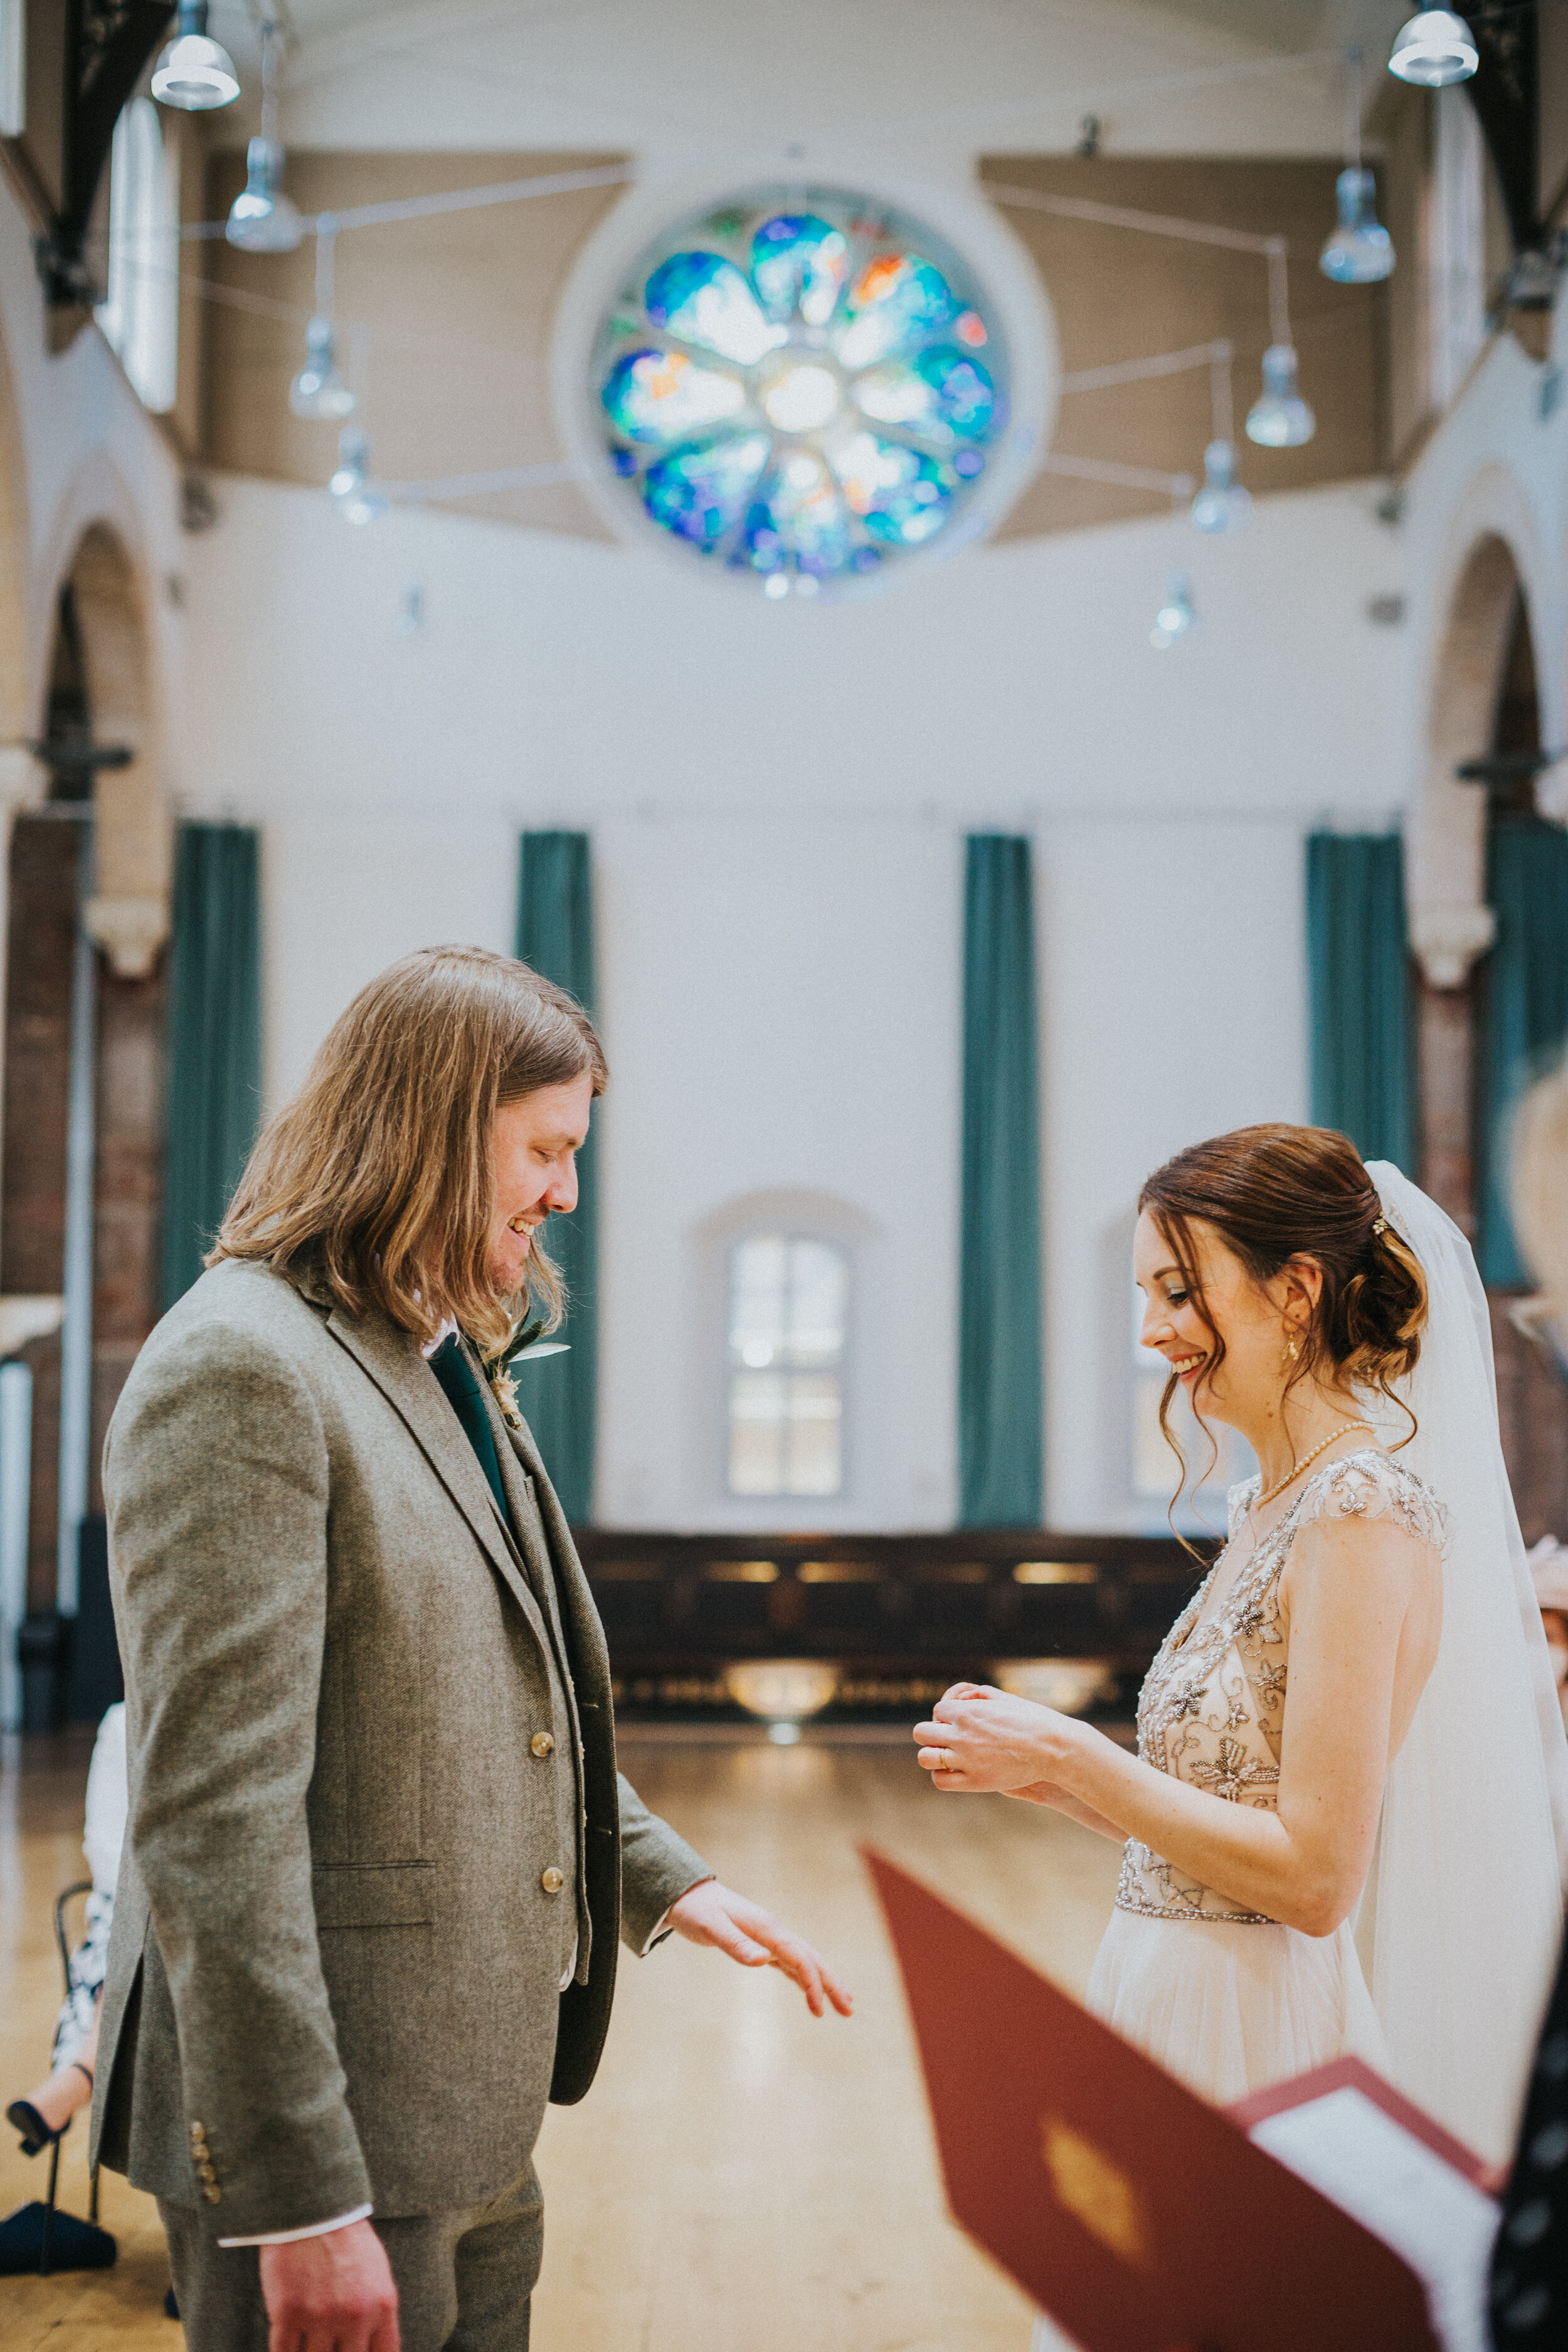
[1140,1123,1428,1451]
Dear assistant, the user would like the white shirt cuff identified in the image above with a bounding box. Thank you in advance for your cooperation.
[218,2203,373,2249]
[640,1874,714,1955]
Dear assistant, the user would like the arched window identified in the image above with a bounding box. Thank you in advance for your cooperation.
[96,98,178,414]
[726,1234,848,1498]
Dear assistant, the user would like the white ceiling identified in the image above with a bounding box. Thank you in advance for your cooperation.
[204,0,1418,161]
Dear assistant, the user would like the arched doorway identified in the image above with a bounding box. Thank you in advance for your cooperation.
[1407,529,1528,1226]
[0,519,167,1726]
[1406,529,1568,1540]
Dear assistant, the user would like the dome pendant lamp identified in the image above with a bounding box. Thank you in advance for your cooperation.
[1191,439,1251,534]
[1321,49,1394,284]
[1387,11,1479,87]
[290,318,356,420]
[1322,169,1395,283]
[1150,571,1197,650]
[1190,346,1251,533]
[151,2,240,110]
[226,23,300,252]
[1246,343,1316,448]
[1247,245,1316,448]
[227,138,303,252]
[329,428,387,526]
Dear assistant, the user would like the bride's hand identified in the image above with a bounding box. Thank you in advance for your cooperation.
[913,1682,1077,1792]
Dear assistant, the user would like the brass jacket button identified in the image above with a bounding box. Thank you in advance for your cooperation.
[529,1731,555,1759]
[196,2161,216,2182]
[203,2185,221,2205]
[540,1867,564,1894]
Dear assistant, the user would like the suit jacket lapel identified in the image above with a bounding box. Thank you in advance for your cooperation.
[322,1308,548,1638]
[495,1406,613,1701]
[467,1352,571,1656]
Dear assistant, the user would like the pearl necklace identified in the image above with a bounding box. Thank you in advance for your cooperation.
[1251,1419,1373,1514]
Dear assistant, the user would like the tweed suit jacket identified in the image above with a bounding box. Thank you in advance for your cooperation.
[90,1257,708,2238]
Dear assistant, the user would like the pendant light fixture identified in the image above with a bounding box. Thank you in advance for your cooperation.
[1150,571,1197,649]
[1190,346,1251,534]
[289,216,356,419]
[1191,438,1251,533]
[151,2,240,110]
[1247,344,1316,446]
[1321,50,1394,284]
[1246,245,1315,448]
[290,317,356,418]
[1322,171,1395,283]
[1387,11,1479,87]
[329,428,387,526]
[228,139,302,252]
[226,24,301,252]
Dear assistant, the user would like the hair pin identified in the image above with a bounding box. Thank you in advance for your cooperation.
[1372,1216,1388,1235]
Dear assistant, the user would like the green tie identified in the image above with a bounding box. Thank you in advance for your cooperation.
[428,1335,512,1529]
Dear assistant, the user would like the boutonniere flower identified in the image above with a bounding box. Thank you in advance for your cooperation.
[483,1318,569,1429]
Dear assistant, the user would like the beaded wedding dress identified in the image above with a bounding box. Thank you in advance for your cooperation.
[1085,1448,1439,2104]
[1027,1165,1568,2352]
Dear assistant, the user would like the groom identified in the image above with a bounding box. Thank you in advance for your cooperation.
[90,946,850,2351]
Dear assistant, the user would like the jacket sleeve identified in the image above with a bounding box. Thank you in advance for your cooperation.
[104,1316,373,2240]
[615,1772,710,1954]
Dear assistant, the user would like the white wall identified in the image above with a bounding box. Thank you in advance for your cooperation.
[1041,816,1307,1531]
[175,464,1400,1528]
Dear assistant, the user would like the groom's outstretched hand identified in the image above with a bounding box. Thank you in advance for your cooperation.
[666,1879,854,2018]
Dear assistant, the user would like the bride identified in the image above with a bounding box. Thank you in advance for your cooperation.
[916,1126,1568,2212]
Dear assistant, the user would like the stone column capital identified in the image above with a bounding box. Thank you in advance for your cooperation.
[84,894,169,980]
[1410,902,1497,990]
[0,743,46,814]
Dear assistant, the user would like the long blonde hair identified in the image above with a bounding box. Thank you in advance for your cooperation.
[210,945,607,1355]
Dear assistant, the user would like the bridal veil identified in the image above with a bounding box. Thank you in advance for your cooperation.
[1360,1161,1568,2166]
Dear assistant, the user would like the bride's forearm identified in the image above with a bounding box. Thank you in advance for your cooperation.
[1006,1783,1127,1842]
[1054,1729,1345,1933]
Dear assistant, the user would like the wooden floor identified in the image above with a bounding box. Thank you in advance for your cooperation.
[0,1727,1121,2349]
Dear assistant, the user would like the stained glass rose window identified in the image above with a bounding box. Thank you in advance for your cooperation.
[592,188,1010,597]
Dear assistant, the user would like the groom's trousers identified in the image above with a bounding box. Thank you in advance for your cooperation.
[159,2161,545,2351]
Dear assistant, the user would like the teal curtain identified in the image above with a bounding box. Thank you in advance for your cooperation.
[1478,815,1568,1286]
[959,835,1042,1527]
[515,832,598,1522]
[1305,832,1414,1168]
[161,824,262,1309]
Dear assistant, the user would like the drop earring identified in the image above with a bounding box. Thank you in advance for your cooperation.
[1283,1330,1300,1364]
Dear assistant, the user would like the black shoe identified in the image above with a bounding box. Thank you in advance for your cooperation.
[5,2100,66,2157]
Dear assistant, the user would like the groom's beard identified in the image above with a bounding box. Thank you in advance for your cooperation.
[486,1211,549,1298]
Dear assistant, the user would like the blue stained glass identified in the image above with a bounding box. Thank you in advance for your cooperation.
[644,252,780,366]
[602,347,748,443]
[592,189,1007,593]
[643,432,770,549]
[738,451,850,575]
[835,432,953,544]
[835,255,955,370]
[852,347,995,446]
[751,215,850,327]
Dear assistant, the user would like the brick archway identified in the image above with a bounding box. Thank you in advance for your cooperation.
[1,514,167,1717]
[1407,527,1531,1230]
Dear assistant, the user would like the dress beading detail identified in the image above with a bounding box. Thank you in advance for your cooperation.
[1115,1449,1446,1925]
